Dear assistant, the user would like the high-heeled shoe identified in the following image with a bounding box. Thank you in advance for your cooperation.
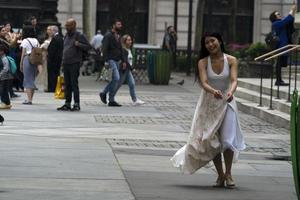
[213,176,225,187]
[225,175,235,188]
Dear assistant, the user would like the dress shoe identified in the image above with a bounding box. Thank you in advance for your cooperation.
[57,104,71,111]
[99,92,107,104]
[275,81,289,86]
[108,101,122,107]
[71,104,80,111]
[10,94,20,98]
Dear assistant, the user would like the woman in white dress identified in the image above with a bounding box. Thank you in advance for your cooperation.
[37,25,53,91]
[171,32,245,188]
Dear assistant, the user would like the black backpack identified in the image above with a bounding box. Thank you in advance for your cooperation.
[265,30,280,50]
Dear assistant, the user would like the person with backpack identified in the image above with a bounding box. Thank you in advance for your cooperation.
[57,18,91,111]
[0,44,14,109]
[269,2,296,86]
[20,25,41,105]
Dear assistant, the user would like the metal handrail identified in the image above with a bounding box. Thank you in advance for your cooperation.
[253,44,300,109]
[264,45,300,61]
[254,45,296,61]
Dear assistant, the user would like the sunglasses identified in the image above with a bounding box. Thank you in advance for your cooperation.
[275,12,281,16]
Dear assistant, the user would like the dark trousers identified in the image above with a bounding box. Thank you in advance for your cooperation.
[276,55,288,82]
[48,62,61,92]
[63,63,80,105]
[0,79,11,105]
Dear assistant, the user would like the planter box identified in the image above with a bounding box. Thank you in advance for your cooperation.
[239,60,273,78]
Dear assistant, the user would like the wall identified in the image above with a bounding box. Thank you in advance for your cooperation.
[148,0,198,49]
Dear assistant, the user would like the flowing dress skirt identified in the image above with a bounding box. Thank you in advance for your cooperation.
[171,89,246,174]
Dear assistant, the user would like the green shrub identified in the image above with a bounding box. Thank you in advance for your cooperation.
[245,42,269,60]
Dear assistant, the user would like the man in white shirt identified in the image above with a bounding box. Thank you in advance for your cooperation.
[91,30,104,73]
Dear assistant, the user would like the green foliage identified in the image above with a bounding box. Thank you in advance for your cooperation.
[176,55,198,72]
[245,42,269,60]
[226,43,249,60]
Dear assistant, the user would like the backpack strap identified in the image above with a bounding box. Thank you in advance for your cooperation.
[26,38,34,48]
[26,38,39,48]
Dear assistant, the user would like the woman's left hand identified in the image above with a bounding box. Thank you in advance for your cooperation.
[226,91,233,102]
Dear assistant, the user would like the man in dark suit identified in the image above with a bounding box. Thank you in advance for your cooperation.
[47,25,63,92]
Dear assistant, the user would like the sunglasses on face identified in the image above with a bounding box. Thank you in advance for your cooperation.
[275,12,281,16]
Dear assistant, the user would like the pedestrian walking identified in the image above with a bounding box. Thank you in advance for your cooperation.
[269,2,296,86]
[99,19,125,107]
[57,18,91,111]
[47,25,63,92]
[19,25,40,105]
[171,32,245,188]
[116,34,144,106]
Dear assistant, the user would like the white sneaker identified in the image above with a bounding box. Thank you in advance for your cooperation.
[132,99,145,106]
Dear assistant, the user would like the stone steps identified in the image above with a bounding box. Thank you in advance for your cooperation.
[236,79,293,129]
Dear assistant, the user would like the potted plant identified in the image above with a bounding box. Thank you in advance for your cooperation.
[244,42,273,78]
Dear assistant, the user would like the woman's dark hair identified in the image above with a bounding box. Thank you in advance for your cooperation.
[22,25,36,38]
[195,32,226,82]
[0,25,6,39]
[4,22,13,33]
[269,11,278,23]
[0,44,9,54]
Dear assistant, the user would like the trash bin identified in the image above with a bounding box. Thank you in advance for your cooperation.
[154,50,171,85]
[146,50,171,85]
[147,50,155,84]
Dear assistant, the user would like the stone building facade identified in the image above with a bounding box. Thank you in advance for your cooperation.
[56,0,297,48]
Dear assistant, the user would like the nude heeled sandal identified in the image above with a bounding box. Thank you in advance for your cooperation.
[225,175,235,188]
[213,176,225,187]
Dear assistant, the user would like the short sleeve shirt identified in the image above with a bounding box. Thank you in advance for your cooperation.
[20,38,39,55]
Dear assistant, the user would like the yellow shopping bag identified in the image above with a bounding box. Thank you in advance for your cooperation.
[54,76,65,99]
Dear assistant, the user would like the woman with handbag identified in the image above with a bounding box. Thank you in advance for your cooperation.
[20,25,41,104]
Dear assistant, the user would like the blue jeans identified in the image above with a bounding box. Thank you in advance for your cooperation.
[102,60,120,102]
[116,68,137,102]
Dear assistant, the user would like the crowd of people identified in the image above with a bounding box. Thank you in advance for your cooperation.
[0,17,145,113]
[0,2,297,188]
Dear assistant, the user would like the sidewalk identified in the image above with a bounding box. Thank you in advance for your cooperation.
[0,73,297,200]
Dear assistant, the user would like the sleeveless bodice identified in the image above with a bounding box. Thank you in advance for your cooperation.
[207,54,230,93]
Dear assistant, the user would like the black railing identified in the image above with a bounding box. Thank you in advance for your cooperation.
[255,44,300,109]
[133,46,198,71]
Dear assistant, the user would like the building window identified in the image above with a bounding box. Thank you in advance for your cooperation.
[203,0,254,44]
[96,0,149,43]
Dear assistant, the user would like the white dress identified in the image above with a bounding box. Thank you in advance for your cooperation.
[171,54,246,174]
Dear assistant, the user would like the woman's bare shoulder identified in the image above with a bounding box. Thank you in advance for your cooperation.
[225,54,237,64]
[198,57,208,66]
